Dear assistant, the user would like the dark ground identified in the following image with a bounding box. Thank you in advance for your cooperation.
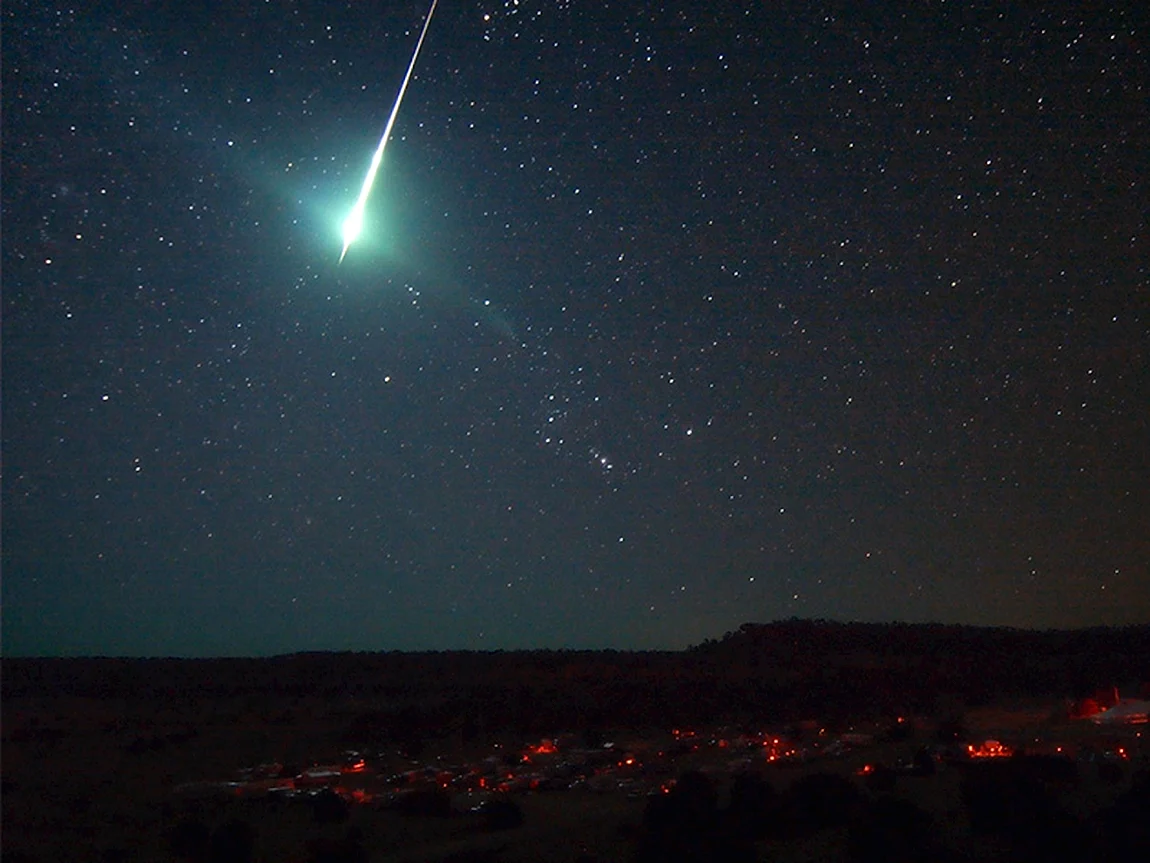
[3,621,1149,862]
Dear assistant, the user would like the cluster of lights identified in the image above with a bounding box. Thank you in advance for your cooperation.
[520,738,559,762]
[761,735,800,763]
[966,739,1012,758]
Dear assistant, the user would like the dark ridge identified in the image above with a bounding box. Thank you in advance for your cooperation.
[4,622,1147,729]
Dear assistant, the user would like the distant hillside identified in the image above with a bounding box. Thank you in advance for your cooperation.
[4,621,1148,734]
[690,619,1150,709]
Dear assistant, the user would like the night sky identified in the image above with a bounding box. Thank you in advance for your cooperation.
[3,1,1147,657]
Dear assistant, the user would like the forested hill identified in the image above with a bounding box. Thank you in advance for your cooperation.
[690,620,1150,704]
[4,621,1148,731]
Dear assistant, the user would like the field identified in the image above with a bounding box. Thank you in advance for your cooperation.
[4,621,1149,862]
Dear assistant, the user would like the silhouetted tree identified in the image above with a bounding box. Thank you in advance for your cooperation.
[208,819,254,863]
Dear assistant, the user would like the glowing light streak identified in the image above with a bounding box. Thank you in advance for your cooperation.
[339,0,438,263]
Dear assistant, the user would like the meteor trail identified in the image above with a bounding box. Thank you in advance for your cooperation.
[339,0,439,263]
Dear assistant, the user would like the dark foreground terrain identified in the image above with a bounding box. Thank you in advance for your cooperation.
[3,620,1149,862]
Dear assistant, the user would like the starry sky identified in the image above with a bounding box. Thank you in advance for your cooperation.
[3,1,1148,657]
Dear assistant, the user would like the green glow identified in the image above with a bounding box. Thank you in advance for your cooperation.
[341,203,364,252]
[338,0,438,264]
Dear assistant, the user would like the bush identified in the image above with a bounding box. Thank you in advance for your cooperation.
[934,717,965,743]
[479,797,524,830]
[635,771,754,863]
[848,798,934,863]
[1097,761,1125,785]
[644,771,717,834]
[783,772,862,835]
[1012,753,1080,788]
[962,761,1049,837]
[391,787,452,817]
[1094,770,1150,855]
[1021,810,1094,863]
[306,833,368,863]
[862,764,897,795]
[168,817,210,860]
[312,788,350,825]
[885,719,914,742]
[960,757,1088,858]
[633,828,754,863]
[911,748,936,777]
[725,772,776,838]
[208,819,254,863]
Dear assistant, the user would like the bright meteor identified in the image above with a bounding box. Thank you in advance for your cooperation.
[339,0,439,263]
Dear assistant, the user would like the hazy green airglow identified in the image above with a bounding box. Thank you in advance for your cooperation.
[339,0,439,263]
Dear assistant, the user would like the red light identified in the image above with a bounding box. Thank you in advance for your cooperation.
[967,740,1012,758]
[526,738,558,756]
